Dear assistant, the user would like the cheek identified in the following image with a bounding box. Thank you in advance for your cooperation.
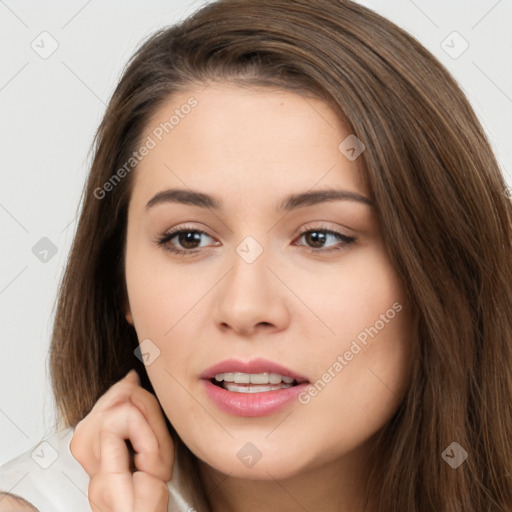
[124,246,211,425]
[295,245,414,436]
[124,242,208,339]
[290,241,410,356]
[300,313,412,458]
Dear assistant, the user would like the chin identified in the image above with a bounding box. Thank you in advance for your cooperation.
[194,439,314,481]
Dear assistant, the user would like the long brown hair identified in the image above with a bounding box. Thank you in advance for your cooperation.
[49,0,512,509]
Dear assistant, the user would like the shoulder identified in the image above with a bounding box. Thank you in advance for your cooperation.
[0,491,39,511]
[0,427,90,512]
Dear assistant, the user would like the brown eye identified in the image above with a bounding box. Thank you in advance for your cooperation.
[304,231,328,248]
[296,229,356,252]
[157,228,218,254]
[176,231,203,249]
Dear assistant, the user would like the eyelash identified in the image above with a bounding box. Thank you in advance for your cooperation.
[155,224,356,256]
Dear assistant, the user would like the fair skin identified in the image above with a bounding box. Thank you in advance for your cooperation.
[71,83,414,512]
[0,492,39,512]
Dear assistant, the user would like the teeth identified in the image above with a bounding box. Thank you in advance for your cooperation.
[223,382,293,393]
[268,373,283,384]
[214,372,295,385]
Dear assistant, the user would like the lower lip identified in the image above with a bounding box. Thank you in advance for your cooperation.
[201,379,310,417]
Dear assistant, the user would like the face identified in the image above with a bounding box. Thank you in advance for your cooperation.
[124,83,414,480]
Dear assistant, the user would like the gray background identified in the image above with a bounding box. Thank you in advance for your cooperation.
[1,0,511,466]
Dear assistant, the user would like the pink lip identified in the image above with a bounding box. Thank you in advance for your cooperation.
[199,358,310,417]
[199,357,309,383]
[201,379,310,417]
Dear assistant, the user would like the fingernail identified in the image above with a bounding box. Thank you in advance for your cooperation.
[126,369,140,383]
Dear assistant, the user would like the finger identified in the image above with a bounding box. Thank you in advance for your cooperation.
[89,430,135,512]
[71,370,174,481]
[88,473,108,512]
[122,402,172,482]
[91,372,171,468]
[97,374,174,481]
[127,388,174,480]
[69,370,140,473]
[99,432,135,512]
[104,403,160,464]
[100,428,131,474]
[89,472,134,512]
[133,471,169,512]
[71,371,142,473]
[100,373,172,454]
[88,403,160,477]
[70,421,101,477]
[128,386,172,452]
[93,370,141,412]
[98,370,169,459]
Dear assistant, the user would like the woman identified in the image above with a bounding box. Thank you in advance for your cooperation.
[1,0,511,510]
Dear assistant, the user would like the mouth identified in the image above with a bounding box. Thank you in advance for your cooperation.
[210,372,302,393]
[200,357,310,394]
[200,359,311,416]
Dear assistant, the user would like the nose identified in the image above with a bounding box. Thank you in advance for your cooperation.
[213,245,291,336]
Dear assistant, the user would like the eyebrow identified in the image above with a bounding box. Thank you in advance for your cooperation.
[145,188,374,212]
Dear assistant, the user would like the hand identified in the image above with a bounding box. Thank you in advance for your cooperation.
[70,370,174,512]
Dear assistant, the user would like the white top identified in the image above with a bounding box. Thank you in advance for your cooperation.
[0,427,207,512]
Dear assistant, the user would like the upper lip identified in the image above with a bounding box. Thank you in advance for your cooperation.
[200,358,310,383]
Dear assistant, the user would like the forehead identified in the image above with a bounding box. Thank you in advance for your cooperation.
[130,83,369,207]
